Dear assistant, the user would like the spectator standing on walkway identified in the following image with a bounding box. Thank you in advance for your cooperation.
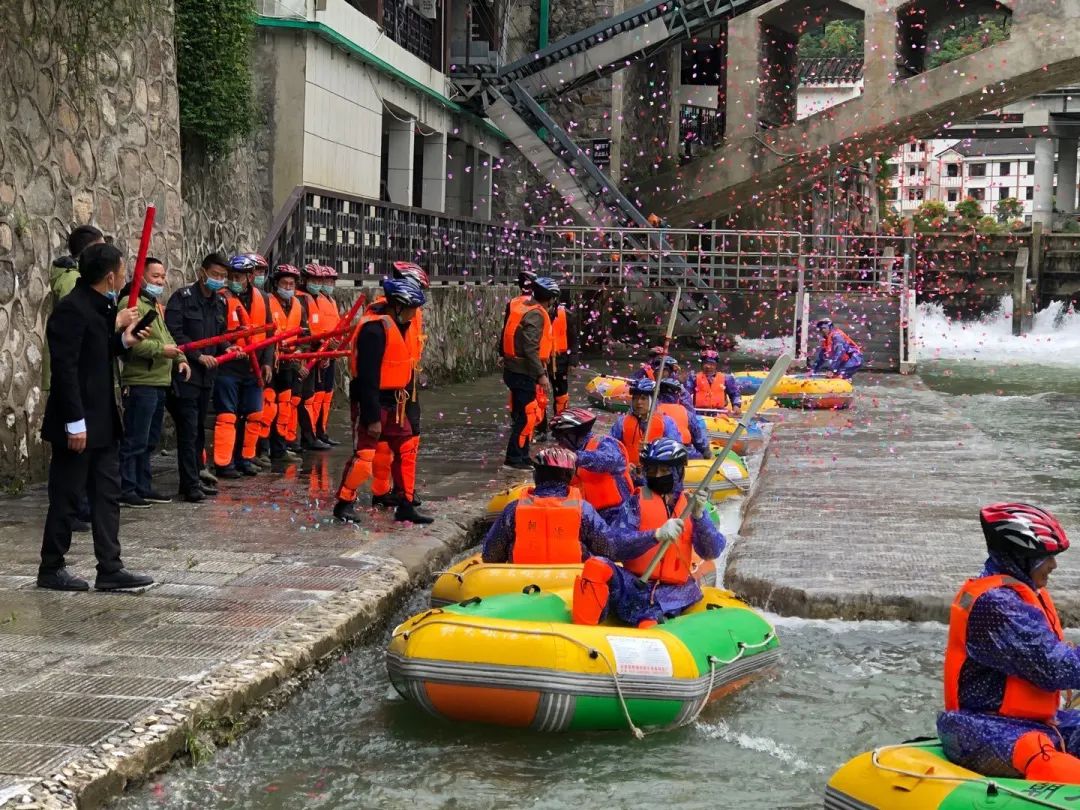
[118,258,191,508]
[39,242,155,591]
[165,254,229,503]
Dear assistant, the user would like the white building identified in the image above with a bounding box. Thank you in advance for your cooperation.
[796,58,863,120]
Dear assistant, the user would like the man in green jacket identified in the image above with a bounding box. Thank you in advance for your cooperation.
[118,258,191,508]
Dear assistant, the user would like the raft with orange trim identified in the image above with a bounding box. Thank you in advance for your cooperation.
[826,740,1080,808]
[387,586,779,733]
[584,375,779,418]
[732,371,853,410]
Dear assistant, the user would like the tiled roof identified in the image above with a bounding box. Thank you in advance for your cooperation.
[947,138,1037,157]
[798,57,864,86]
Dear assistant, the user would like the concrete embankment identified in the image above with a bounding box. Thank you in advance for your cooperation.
[727,374,1080,624]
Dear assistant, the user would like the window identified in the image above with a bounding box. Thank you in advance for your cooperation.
[1000,162,1011,176]
[947,190,958,202]
[969,163,987,177]
[969,187,985,201]
[1027,161,1036,175]
[908,166,917,177]
[907,189,924,201]
[887,163,899,177]
[886,187,898,201]
[1026,186,1034,200]
[946,163,960,178]
[909,143,919,153]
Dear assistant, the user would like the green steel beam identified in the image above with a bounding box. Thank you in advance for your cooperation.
[256,16,507,141]
[538,0,550,49]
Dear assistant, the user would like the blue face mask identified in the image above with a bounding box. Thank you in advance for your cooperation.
[105,290,118,304]
[277,288,294,301]
[227,281,245,294]
[308,284,323,296]
[145,283,164,298]
[204,277,225,291]
[253,275,266,289]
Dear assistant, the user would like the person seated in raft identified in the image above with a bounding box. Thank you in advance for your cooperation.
[692,349,742,413]
[937,503,1080,783]
[550,407,634,526]
[609,378,681,468]
[656,379,712,460]
[811,317,863,379]
[481,447,622,565]
[571,438,723,628]
[634,353,695,411]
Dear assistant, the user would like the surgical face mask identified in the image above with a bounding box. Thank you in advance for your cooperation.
[105,290,118,304]
[145,283,165,298]
[646,474,675,495]
[277,287,295,301]
[307,284,323,296]
[253,275,266,289]
[204,277,225,291]
[227,281,245,294]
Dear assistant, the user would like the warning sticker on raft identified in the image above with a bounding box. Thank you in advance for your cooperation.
[606,636,674,677]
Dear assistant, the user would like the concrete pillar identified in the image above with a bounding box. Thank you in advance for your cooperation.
[445,139,469,218]
[1032,137,1055,228]
[1057,137,1078,214]
[385,116,415,207]
[421,131,448,213]
[723,14,760,140]
[472,150,493,221]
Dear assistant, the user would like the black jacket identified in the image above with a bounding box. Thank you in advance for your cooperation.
[164,282,228,392]
[40,280,127,448]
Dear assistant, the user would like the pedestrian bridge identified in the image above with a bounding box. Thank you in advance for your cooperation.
[645,0,1080,224]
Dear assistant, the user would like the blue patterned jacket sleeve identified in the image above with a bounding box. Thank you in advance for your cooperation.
[688,412,711,457]
[481,501,517,563]
[608,495,660,560]
[577,435,626,476]
[580,502,621,559]
[691,511,724,560]
[725,374,742,409]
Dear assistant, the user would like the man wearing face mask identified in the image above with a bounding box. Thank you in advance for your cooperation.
[244,253,275,465]
[334,278,432,525]
[165,253,229,502]
[211,254,275,479]
[571,439,721,627]
[118,258,191,508]
[267,264,309,461]
[296,263,329,451]
[39,242,155,591]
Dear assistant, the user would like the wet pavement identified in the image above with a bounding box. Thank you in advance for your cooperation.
[728,373,1080,623]
[0,374,530,808]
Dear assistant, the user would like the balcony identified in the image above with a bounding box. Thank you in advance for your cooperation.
[679,105,723,164]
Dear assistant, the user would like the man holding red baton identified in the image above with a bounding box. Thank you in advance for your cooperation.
[267,264,309,462]
[311,265,342,446]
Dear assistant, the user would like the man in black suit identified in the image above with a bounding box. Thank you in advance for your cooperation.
[39,243,155,591]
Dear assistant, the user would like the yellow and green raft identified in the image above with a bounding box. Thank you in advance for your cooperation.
[585,374,779,418]
[388,586,779,733]
[827,741,1080,808]
[732,371,853,410]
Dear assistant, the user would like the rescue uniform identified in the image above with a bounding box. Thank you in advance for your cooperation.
[267,293,307,458]
[609,412,682,467]
[295,288,322,447]
[313,289,341,441]
[692,371,742,411]
[502,297,552,466]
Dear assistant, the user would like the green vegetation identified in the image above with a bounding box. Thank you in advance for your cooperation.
[954,197,984,222]
[174,0,257,157]
[912,200,949,233]
[995,197,1024,222]
[799,20,864,59]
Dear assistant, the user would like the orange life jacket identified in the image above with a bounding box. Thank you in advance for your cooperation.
[501,297,553,362]
[224,288,271,349]
[511,488,585,564]
[640,365,656,381]
[310,292,339,336]
[943,574,1064,723]
[694,372,728,410]
[616,414,666,466]
[623,489,694,585]
[269,294,303,334]
[371,296,424,369]
[571,436,633,512]
[348,313,413,389]
[823,328,863,363]
[552,305,569,356]
[295,290,321,334]
[657,403,691,445]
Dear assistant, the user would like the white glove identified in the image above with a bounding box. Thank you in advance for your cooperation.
[655,517,685,544]
[690,491,709,519]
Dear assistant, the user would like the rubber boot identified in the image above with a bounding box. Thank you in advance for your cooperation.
[333,499,363,523]
[394,500,434,525]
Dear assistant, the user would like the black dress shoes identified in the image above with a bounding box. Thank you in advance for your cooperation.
[94,569,154,591]
[37,568,90,591]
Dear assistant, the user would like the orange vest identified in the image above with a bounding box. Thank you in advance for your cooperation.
[944,574,1064,723]
[616,414,666,466]
[511,488,585,564]
[225,288,271,349]
[372,296,424,369]
[624,489,694,585]
[296,290,321,334]
[823,328,862,363]
[552,305,569,355]
[502,297,553,362]
[269,294,303,333]
[571,436,633,512]
[348,314,413,389]
[694,372,728,409]
[657,403,691,445]
[640,365,656,381]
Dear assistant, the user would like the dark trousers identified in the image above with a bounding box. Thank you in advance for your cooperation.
[41,443,124,575]
[119,385,166,497]
[168,386,211,495]
[213,372,264,465]
[503,369,536,465]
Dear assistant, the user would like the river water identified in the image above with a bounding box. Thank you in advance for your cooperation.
[118,298,1080,809]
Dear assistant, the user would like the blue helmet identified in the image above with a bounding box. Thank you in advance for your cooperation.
[640,438,689,467]
[659,377,683,395]
[815,317,833,329]
[382,277,426,307]
[531,276,560,300]
[629,378,656,396]
[228,254,258,273]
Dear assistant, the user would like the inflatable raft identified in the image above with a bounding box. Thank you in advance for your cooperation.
[388,586,779,733]
[827,740,1080,808]
[732,371,852,410]
[585,375,779,418]
[484,456,749,522]
[701,414,765,456]
[430,552,717,606]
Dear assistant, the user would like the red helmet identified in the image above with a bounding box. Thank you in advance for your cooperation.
[533,447,577,471]
[550,407,597,433]
[274,264,301,280]
[243,252,269,270]
[980,503,1069,558]
[303,262,321,277]
[321,264,338,279]
[393,261,430,289]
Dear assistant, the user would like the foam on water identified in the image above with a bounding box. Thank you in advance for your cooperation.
[696,720,823,774]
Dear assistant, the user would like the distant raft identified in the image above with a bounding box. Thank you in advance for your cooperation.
[827,741,1080,808]
[701,414,765,456]
[387,586,779,733]
[584,374,779,418]
[483,456,749,523]
[731,371,853,410]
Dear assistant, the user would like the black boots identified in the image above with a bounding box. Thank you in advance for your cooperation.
[394,500,433,525]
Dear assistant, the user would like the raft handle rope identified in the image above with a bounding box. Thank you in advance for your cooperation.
[522,584,541,594]
[869,741,1074,809]
[391,617,647,739]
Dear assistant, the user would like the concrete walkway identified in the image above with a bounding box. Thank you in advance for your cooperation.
[728,374,1080,623]
[0,375,522,808]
